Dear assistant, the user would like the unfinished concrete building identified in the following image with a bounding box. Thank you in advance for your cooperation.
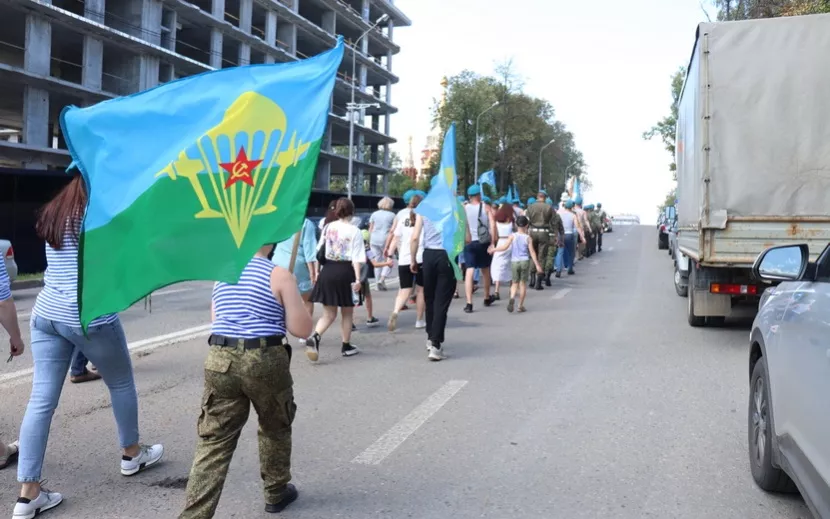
[0,0,409,193]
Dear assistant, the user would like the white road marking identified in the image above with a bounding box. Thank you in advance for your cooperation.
[590,260,600,266]
[0,324,212,389]
[352,380,468,465]
[18,311,31,321]
[550,288,572,300]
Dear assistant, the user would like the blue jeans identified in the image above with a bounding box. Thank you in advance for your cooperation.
[556,234,576,272]
[70,349,89,377]
[19,316,139,483]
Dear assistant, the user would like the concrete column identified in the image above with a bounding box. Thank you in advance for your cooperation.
[358,64,367,99]
[82,37,104,90]
[386,49,392,73]
[211,0,224,17]
[163,9,178,51]
[321,10,336,34]
[210,29,223,68]
[84,0,104,23]
[142,0,163,45]
[382,168,389,194]
[23,14,50,157]
[238,44,251,66]
[289,0,298,13]
[315,158,331,190]
[82,0,104,91]
[265,11,277,45]
[239,0,252,32]
[385,80,391,104]
[356,134,365,193]
[277,23,296,56]
[384,113,391,139]
[324,124,332,151]
[383,143,390,168]
[369,173,377,193]
[387,19,394,40]
[139,56,159,90]
[360,0,369,20]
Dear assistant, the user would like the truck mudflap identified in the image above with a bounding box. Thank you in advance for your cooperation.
[688,264,763,320]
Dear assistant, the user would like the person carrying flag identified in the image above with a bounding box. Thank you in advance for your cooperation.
[0,256,23,472]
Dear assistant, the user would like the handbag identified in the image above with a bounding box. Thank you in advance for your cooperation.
[477,203,492,245]
[316,225,328,265]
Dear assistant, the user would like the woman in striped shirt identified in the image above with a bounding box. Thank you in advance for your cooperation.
[13,176,164,519]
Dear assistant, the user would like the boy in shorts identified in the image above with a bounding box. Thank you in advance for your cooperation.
[490,215,542,313]
[360,229,392,327]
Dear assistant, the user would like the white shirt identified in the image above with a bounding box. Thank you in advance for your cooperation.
[393,208,425,265]
[464,202,489,242]
[423,217,443,250]
[318,220,366,263]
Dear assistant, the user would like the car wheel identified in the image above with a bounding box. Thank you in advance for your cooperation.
[674,265,688,297]
[687,268,705,327]
[748,356,798,493]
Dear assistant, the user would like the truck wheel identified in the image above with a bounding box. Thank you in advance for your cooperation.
[748,357,797,493]
[687,268,705,327]
[674,265,688,297]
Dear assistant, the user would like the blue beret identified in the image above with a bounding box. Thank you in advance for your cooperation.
[467,184,481,196]
[565,200,575,209]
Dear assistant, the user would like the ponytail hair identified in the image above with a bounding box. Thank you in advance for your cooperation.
[408,194,423,226]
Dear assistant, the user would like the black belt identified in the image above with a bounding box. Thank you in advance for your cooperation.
[208,334,288,349]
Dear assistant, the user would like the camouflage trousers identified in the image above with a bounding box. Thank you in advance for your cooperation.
[180,343,296,519]
[545,238,558,273]
[530,230,549,272]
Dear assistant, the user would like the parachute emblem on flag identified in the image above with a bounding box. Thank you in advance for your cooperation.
[154,91,312,247]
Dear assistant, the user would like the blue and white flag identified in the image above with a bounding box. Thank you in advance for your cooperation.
[478,169,496,188]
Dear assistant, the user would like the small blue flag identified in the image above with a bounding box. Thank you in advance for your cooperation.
[478,169,496,188]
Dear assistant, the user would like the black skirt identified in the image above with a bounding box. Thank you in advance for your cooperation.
[312,261,356,307]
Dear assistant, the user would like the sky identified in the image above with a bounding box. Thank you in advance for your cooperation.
[389,0,718,222]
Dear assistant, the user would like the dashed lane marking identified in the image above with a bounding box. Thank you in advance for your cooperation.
[352,380,468,465]
[550,288,572,300]
[0,324,212,389]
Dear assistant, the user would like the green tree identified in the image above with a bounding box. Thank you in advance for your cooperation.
[643,66,686,177]
[713,0,830,19]
[433,65,587,199]
[387,173,414,196]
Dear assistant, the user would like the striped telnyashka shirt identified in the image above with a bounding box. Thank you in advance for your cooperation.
[211,257,287,339]
[33,221,118,328]
[0,258,11,301]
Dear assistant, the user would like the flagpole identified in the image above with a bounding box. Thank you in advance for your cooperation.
[287,231,302,273]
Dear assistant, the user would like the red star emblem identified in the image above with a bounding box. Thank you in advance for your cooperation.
[220,147,263,189]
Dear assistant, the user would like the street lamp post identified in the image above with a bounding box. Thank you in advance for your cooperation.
[347,13,389,199]
[474,100,499,183]
[538,139,556,192]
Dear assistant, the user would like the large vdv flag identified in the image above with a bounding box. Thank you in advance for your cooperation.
[415,124,467,280]
[62,39,345,329]
[477,169,496,188]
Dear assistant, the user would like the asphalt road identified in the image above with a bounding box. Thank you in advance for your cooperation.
[0,226,812,519]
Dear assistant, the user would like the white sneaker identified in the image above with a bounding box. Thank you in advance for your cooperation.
[428,346,445,361]
[121,444,164,476]
[415,320,426,329]
[13,490,63,519]
[426,340,432,351]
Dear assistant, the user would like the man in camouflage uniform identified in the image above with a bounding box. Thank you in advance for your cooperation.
[596,203,607,252]
[588,205,602,255]
[525,190,555,290]
[543,198,564,286]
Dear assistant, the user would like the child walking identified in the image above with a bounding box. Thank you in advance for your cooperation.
[490,216,542,313]
[360,229,393,327]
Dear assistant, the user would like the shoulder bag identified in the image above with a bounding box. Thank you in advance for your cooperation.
[477,203,492,245]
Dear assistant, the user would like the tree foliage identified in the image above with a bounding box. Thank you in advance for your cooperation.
[643,67,686,176]
[432,63,586,199]
[714,0,830,19]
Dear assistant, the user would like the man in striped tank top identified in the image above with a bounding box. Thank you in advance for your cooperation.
[0,257,23,470]
[181,244,313,518]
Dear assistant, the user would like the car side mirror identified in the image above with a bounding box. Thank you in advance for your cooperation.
[752,244,809,282]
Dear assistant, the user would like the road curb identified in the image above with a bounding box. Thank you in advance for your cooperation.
[11,279,44,291]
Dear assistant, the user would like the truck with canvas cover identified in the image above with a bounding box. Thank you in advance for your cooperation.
[674,14,830,327]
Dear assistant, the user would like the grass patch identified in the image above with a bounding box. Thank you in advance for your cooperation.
[16,272,44,281]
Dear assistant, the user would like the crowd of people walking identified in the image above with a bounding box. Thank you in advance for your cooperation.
[0,176,608,518]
